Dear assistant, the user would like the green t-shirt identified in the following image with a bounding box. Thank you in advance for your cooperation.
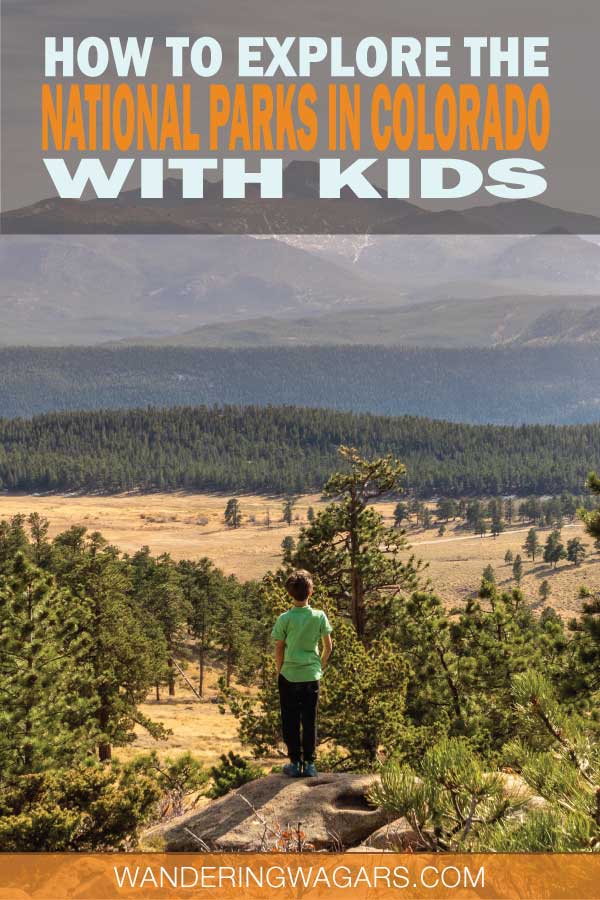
[271,606,333,682]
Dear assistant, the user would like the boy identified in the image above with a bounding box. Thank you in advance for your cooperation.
[272,570,333,777]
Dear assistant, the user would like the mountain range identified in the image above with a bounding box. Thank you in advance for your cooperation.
[131,293,600,349]
[2,231,600,346]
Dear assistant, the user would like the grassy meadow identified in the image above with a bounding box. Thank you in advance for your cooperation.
[0,491,596,613]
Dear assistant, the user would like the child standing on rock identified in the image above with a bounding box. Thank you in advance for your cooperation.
[272,570,333,778]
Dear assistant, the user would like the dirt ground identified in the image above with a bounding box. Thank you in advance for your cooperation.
[114,663,250,766]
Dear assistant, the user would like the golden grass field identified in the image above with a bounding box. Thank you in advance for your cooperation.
[115,663,248,766]
[1,491,597,763]
[0,492,323,581]
[0,490,596,614]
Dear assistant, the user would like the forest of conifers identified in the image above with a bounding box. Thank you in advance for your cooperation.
[1,344,600,423]
[0,404,599,496]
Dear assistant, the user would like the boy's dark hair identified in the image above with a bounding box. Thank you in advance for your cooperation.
[285,569,314,603]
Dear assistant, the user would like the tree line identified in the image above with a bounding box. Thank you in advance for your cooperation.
[394,492,598,534]
[0,404,600,497]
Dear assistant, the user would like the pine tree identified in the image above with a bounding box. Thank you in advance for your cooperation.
[0,761,161,850]
[0,516,30,572]
[392,591,463,744]
[215,578,250,688]
[466,500,483,530]
[224,498,242,529]
[129,751,208,818]
[560,492,578,521]
[543,530,566,569]
[506,497,514,524]
[491,513,505,538]
[282,497,296,526]
[523,528,541,561]
[411,499,424,524]
[566,537,586,566]
[129,547,186,701]
[319,622,409,767]
[568,474,600,712]
[482,564,496,585]
[579,473,600,540]
[373,674,600,853]
[208,752,264,799]
[504,549,514,565]
[371,737,523,851]
[543,497,563,529]
[501,672,600,851]
[512,554,523,584]
[565,587,600,713]
[51,531,166,759]
[0,554,95,774]
[539,579,551,602]
[27,513,52,567]
[436,498,458,521]
[292,447,423,642]
[281,536,296,564]
[448,583,566,755]
[393,501,408,527]
[179,558,222,697]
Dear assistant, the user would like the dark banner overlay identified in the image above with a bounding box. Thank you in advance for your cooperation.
[2,0,600,234]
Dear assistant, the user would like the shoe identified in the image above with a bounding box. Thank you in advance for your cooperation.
[283,762,303,778]
[303,761,318,777]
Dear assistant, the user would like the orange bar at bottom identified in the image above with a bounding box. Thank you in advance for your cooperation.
[0,853,598,900]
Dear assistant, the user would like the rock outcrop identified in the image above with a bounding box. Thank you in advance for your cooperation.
[143,770,549,853]
[364,817,422,851]
[145,773,390,851]
[499,772,547,819]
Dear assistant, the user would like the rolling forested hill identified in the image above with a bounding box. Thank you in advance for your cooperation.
[0,405,599,497]
[2,344,600,424]
[1,344,600,425]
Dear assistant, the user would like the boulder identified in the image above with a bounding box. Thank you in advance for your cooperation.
[145,773,390,851]
[499,772,547,819]
[361,774,547,851]
[365,817,423,851]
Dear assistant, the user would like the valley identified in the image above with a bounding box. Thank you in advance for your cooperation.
[0,490,595,616]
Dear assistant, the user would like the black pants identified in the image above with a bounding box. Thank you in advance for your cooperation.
[278,674,320,763]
